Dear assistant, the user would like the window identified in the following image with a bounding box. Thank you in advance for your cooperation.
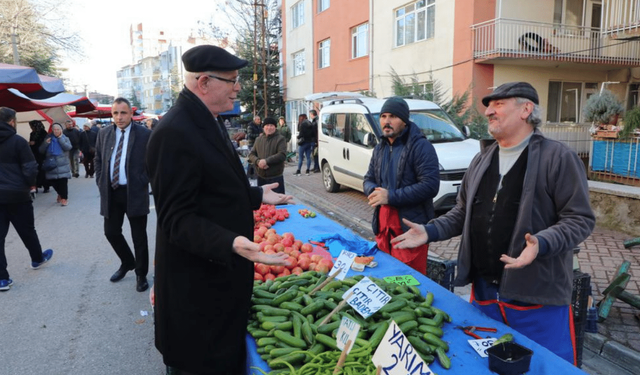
[348,113,375,148]
[321,113,346,140]
[352,23,368,59]
[553,0,585,26]
[292,1,305,29]
[318,0,329,13]
[293,50,305,77]
[395,0,435,47]
[318,39,330,69]
[547,81,584,123]
[628,83,640,111]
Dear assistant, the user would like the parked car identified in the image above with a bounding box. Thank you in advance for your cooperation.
[317,96,480,213]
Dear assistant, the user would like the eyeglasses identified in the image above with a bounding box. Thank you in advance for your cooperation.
[196,74,241,85]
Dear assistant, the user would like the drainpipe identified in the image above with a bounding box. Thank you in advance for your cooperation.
[369,0,374,94]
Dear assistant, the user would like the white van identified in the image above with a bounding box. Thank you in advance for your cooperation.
[317,96,480,213]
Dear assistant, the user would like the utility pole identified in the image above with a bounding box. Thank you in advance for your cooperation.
[253,0,258,117]
[262,1,268,119]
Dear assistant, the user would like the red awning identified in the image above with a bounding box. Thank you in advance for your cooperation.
[0,63,65,99]
[0,88,95,113]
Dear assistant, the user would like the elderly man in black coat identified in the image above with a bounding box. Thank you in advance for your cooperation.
[95,98,151,293]
[146,45,292,374]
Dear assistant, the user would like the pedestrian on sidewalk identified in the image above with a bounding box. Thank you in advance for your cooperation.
[27,120,48,192]
[364,96,440,274]
[0,107,54,292]
[391,82,595,365]
[277,116,292,152]
[309,109,320,173]
[146,45,292,375]
[63,119,81,178]
[39,123,72,206]
[94,98,151,293]
[79,123,97,178]
[248,117,288,194]
[295,113,314,176]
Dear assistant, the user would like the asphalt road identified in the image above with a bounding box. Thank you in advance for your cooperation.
[1,175,164,375]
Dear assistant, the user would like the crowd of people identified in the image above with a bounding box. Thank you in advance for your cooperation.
[0,43,594,374]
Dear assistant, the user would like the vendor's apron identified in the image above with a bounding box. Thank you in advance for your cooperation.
[470,278,577,365]
[375,205,428,274]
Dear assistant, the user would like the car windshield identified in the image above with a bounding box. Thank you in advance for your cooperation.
[373,109,465,143]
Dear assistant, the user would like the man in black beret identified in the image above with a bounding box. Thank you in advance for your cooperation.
[392,82,595,364]
[146,45,293,375]
[364,96,440,274]
[247,116,288,193]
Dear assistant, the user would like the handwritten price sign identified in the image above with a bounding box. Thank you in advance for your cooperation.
[342,277,391,319]
[383,275,421,286]
[372,320,434,375]
[330,250,357,280]
[468,338,497,358]
[336,316,361,355]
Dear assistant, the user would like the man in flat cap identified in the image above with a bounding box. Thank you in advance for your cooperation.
[146,45,293,375]
[363,96,440,274]
[391,82,595,365]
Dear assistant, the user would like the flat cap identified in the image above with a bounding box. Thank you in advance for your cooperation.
[182,45,248,72]
[482,82,539,106]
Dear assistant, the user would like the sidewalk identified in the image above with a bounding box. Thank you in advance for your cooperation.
[280,161,640,374]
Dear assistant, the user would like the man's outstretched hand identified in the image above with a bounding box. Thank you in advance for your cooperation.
[233,236,291,266]
[390,218,429,249]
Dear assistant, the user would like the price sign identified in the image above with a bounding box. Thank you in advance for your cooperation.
[372,320,434,375]
[329,249,357,280]
[342,277,391,319]
[336,316,361,355]
[468,338,497,358]
[383,275,421,286]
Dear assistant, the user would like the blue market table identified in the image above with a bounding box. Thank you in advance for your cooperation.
[245,205,586,374]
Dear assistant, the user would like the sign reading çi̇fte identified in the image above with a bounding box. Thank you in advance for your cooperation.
[341,276,391,319]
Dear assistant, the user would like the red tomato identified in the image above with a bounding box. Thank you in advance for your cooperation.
[285,257,298,270]
[264,273,276,281]
[281,237,293,247]
[291,267,303,275]
[270,265,285,274]
[254,272,264,281]
[274,243,285,253]
[308,262,317,271]
[310,254,324,263]
[255,263,271,276]
[276,268,291,278]
[300,243,313,253]
[297,257,311,270]
[293,240,303,250]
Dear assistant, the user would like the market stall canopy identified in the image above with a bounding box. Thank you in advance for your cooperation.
[0,63,65,99]
[68,105,145,121]
[0,88,95,113]
[14,107,73,140]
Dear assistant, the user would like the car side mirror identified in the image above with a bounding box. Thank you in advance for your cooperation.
[363,132,377,146]
[462,125,471,138]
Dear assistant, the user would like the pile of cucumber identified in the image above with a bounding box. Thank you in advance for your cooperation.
[248,271,453,374]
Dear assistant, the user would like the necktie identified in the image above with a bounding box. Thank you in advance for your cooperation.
[111,129,125,189]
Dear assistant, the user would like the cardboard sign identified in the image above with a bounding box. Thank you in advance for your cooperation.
[372,320,434,375]
[468,338,497,358]
[336,316,361,354]
[342,277,392,319]
[330,249,357,280]
[383,275,421,286]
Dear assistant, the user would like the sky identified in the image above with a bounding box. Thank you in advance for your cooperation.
[56,0,234,97]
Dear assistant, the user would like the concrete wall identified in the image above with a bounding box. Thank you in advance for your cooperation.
[284,0,314,101]
[589,181,640,236]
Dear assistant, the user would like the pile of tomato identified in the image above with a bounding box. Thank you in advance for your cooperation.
[253,204,290,228]
[253,226,334,281]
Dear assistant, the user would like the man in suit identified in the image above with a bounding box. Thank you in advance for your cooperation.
[95,98,151,293]
[146,45,292,375]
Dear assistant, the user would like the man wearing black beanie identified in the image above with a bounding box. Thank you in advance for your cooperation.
[364,96,440,274]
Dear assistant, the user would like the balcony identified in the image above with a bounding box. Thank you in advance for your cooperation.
[472,18,640,68]
[602,0,640,38]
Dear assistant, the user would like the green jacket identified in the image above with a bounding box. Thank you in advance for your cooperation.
[247,131,287,179]
[278,124,291,142]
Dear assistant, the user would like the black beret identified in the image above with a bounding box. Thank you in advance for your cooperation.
[263,117,277,126]
[182,45,248,72]
[482,82,539,106]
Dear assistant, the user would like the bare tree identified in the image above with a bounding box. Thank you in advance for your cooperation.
[0,0,82,75]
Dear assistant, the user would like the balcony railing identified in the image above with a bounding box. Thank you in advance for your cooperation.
[472,18,640,65]
[602,0,640,36]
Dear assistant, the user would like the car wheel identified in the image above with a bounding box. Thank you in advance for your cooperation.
[322,163,340,193]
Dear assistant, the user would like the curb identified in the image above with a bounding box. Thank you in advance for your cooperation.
[584,333,640,374]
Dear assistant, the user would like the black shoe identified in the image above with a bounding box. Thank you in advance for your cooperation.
[305,169,310,176]
[73,173,79,178]
[294,170,301,176]
[313,169,320,173]
[136,276,149,292]
[43,188,50,193]
[110,265,134,282]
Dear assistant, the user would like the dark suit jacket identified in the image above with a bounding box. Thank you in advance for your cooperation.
[94,123,151,218]
[146,88,263,374]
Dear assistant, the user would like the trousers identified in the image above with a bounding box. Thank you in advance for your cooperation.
[0,201,44,279]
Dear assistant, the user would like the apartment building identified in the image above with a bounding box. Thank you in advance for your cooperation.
[280,0,640,126]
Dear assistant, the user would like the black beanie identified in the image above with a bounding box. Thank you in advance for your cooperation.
[263,117,277,126]
[380,97,410,125]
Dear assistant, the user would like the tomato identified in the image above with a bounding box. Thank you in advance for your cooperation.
[270,265,285,274]
[255,263,271,276]
[293,240,303,250]
[317,259,333,274]
[297,257,311,270]
[310,254,324,263]
[281,237,293,247]
[254,272,264,281]
[289,249,300,259]
[300,243,313,253]
[274,243,285,253]
[285,257,298,270]
[264,273,276,281]
[276,268,291,278]
[291,267,303,275]
[308,262,317,271]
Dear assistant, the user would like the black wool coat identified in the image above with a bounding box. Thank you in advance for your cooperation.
[146,88,263,374]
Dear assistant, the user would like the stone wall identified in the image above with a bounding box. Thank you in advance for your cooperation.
[589,181,640,236]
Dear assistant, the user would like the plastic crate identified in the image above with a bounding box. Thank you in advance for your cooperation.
[571,270,591,368]
[426,254,456,292]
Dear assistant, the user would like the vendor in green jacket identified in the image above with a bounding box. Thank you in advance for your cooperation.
[248,116,288,193]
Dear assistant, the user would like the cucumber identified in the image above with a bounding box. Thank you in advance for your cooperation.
[378,299,407,314]
[317,320,340,334]
[419,325,444,337]
[256,337,278,347]
[315,333,339,350]
[408,335,434,355]
[398,320,419,335]
[280,301,304,312]
[268,352,306,369]
[269,347,299,357]
[271,289,298,306]
[368,320,390,348]
[422,332,449,352]
[390,310,416,325]
[274,329,307,349]
[301,320,315,345]
[300,300,325,315]
[254,289,277,299]
[257,314,288,323]
[261,321,293,331]
[256,306,291,316]
[436,347,451,369]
